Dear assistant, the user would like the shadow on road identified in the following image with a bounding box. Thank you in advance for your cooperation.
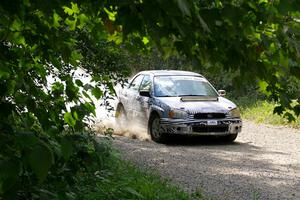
[163,135,289,156]
[165,135,242,146]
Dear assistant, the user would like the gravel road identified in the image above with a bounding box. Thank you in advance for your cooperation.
[113,120,300,200]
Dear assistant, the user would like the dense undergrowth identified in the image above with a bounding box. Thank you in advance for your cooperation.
[0,130,205,200]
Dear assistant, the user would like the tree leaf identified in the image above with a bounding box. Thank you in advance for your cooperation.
[273,105,284,115]
[65,18,77,31]
[92,87,103,100]
[28,143,54,182]
[60,137,73,161]
[64,112,76,127]
[53,11,62,28]
[293,104,300,116]
[283,112,295,122]
[258,80,271,95]
[75,79,83,87]
[66,79,79,101]
[70,51,83,65]
[71,2,80,14]
[63,3,79,16]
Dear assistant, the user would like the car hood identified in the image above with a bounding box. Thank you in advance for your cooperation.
[155,96,236,114]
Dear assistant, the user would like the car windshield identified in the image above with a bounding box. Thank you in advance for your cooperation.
[153,76,218,97]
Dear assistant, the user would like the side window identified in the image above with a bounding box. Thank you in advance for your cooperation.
[129,75,144,91]
[139,75,151,91]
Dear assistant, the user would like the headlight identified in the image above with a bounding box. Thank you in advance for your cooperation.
[228,107,241,118]
[168,109,188,119]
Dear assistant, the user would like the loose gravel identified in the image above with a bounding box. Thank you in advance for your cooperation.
[113,120,300,200]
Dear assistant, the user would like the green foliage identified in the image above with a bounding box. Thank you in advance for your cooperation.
[81,152,203,200]
[237,98,300,128]
[0,0,130,198]
[111,0,300,118]
[0,129,114,199]
[28,142,54,182]
[107,0,300,119]
[1,0,300,199]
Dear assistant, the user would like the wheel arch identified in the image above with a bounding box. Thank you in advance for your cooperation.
[149,110,160,119]
[149,105,164,118]
[116,102,125,111]
[115,102,126,117]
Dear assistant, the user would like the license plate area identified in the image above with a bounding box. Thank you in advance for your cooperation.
[207,120,218,126]
[192,123,228,133]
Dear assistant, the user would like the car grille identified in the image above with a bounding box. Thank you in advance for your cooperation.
[192,125,228,133]
[193,113,226,119]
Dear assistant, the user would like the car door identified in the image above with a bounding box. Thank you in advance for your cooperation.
[137,75,152,123]
[125,74,144,119]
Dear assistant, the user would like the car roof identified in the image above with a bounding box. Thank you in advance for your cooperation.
[138,70,204,77]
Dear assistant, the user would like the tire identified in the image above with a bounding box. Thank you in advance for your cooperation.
[115,104,127,129]
[148,113,168,143]
[222,133,238,143]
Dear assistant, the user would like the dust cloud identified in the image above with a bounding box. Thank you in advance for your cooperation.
[93,84,150,141]
[94,117,150,141]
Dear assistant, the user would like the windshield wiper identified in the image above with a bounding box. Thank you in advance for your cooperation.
[178,94,205,97]
[156,95,174,97]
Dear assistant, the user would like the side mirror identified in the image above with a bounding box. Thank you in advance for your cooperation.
[218,90,226,97]
[139,90,151,97]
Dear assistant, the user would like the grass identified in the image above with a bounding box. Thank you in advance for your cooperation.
[79,148,207,200]
[235,97,300,128]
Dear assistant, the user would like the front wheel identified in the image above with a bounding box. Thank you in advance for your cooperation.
[148,114,168,143]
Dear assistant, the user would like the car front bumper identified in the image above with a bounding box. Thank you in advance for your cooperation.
[160,118,242,136]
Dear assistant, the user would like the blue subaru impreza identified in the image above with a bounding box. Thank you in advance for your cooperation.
[116,70,242,143]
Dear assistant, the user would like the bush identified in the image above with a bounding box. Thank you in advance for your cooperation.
[237,100,300,128]
[0,129,114,199]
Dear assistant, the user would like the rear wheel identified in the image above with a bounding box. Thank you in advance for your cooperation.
[222,133,238,143]
[149,113,168,143]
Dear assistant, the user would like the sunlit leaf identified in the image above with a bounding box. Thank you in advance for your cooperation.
[142,37,149,45]
[64,112,76,127]
[53,11,62,28]
[65,18,77,31]
[63,3,79,16]
[104,7,116,21]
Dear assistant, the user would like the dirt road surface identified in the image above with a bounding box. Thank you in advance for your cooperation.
[113,120,300,200]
